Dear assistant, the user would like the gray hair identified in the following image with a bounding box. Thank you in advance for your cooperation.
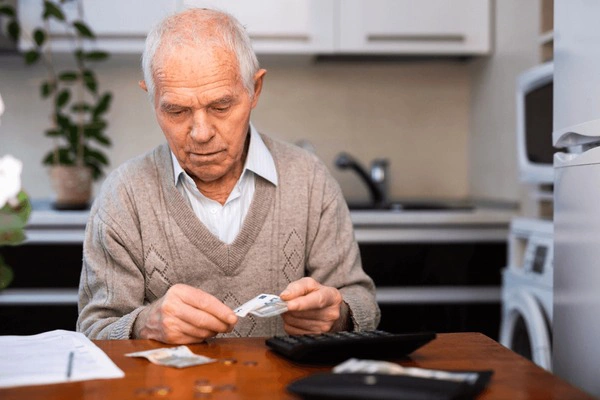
[141,8,259,103]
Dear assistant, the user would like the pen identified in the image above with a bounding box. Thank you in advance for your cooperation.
[67,351,74,379]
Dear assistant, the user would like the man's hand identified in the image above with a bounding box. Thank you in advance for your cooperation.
[279,277,350,335]
[133,284,237,344]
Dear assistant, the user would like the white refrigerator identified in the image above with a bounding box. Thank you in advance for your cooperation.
[553,0,600,396]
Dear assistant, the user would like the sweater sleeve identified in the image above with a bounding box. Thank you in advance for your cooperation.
[305,163,381,331]
[76,174,147,339]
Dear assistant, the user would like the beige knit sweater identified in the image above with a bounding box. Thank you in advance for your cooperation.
[77,134,380,339]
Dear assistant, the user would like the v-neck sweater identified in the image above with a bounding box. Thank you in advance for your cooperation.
[77,134,380,339]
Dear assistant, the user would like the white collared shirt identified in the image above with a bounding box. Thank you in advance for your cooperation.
[172,124,278,244]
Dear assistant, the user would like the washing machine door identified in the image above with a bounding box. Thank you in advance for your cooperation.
[500,291,552,371]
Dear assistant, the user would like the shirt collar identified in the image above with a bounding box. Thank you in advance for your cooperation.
[171,123,278,186]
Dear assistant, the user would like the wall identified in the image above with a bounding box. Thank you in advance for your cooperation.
[0,1,541,205]
[0,54,470,203]
[468,0,541,204]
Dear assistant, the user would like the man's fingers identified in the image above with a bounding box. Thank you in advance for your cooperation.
[284,286,340,312]
[282,314,335,335]
[279,277,320,301]
[157,317,220,344]
[282,307,341,323]
[162,300,236,335]
[169,284,238,325]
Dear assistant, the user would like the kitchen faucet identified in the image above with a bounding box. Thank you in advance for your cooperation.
[334,152,389,208]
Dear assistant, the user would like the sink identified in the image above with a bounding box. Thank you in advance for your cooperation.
[346,200,475,212]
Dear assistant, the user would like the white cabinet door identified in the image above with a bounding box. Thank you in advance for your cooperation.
[339,0,491,55]
[18,0,178,53]
[181,0,336,53]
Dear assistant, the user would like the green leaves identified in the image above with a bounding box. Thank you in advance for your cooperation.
[56,89,70,108]
[40,81,56,98]
[84,51,109,62]
[58,71,78,82]
[8,0,113,182]
[82,69,97,93]
[73,21,94,38]
[84,147,109,179]
[0,190,32,247]
[33,29,46,47]
[0,5,16,17]
[0,261,14,290]
[24,50,40,65]
[7,20,19,42]
[42,147,75,165]
[93,93,112,118]
[70,102,92,113]
[43,0,65,21]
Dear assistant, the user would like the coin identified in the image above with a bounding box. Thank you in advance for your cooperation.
[221,358,237,365]
[243,360,258,366]
[196,384,214,394]
[154,386,171,396]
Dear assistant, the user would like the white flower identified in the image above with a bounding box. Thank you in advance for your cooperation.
[0,155,23,209]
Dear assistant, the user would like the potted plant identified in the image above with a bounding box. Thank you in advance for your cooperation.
[0,0,112,209]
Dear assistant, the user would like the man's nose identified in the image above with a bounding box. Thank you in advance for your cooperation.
[190,111,214,143]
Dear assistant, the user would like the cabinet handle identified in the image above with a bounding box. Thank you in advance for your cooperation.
[367,33,465,43]
[249,34,311,42]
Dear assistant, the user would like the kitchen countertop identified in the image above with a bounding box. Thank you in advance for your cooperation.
[25,199,518,244]
[351,206,516,226]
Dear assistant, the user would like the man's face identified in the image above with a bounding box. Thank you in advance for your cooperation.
[152,45,264,186]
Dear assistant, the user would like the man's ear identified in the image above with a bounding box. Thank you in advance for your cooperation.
[250,69,267,109]
[139,80,148,92]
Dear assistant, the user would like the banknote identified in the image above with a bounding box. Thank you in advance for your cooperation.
[125,346,216,368]
[234,294,288,318]
[333,358,479,383]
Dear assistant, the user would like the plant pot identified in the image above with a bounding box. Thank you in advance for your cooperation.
[49,165,92,210]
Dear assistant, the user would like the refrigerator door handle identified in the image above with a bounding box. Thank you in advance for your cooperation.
[553,118,600,148]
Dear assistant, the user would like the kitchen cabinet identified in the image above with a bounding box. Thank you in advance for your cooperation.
[339,0,491,55]
[353,207,513,339]
[181,0,336,54]
[17,0,178,53]
[17,0,490,56]
[0,201,86,335]
[0,201,513,337]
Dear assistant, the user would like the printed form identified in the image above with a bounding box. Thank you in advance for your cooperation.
[0,329,124,388]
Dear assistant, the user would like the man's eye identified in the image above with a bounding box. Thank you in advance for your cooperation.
[168,109,186,116]
[212,105,230,113]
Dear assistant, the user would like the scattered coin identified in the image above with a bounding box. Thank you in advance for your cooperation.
[243,360,258,366]
[196,384,214,394]
[134,386,172,397]
[153,386,171,396]
[221,358,237,365]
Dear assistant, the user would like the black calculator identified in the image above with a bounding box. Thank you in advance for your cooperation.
[265,330,436,363]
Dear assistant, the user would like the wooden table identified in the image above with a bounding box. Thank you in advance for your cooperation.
[0,332,594,399]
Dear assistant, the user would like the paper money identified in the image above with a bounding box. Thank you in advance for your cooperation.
[333,358,479,384]
[234,294,288,318]
[125,346,216,368]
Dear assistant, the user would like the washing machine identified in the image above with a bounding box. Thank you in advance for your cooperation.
[499,217,553,371]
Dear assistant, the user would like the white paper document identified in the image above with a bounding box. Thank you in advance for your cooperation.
[0,329,125,388]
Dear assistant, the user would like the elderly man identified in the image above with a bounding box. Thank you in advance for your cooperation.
[77,8,380,344]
